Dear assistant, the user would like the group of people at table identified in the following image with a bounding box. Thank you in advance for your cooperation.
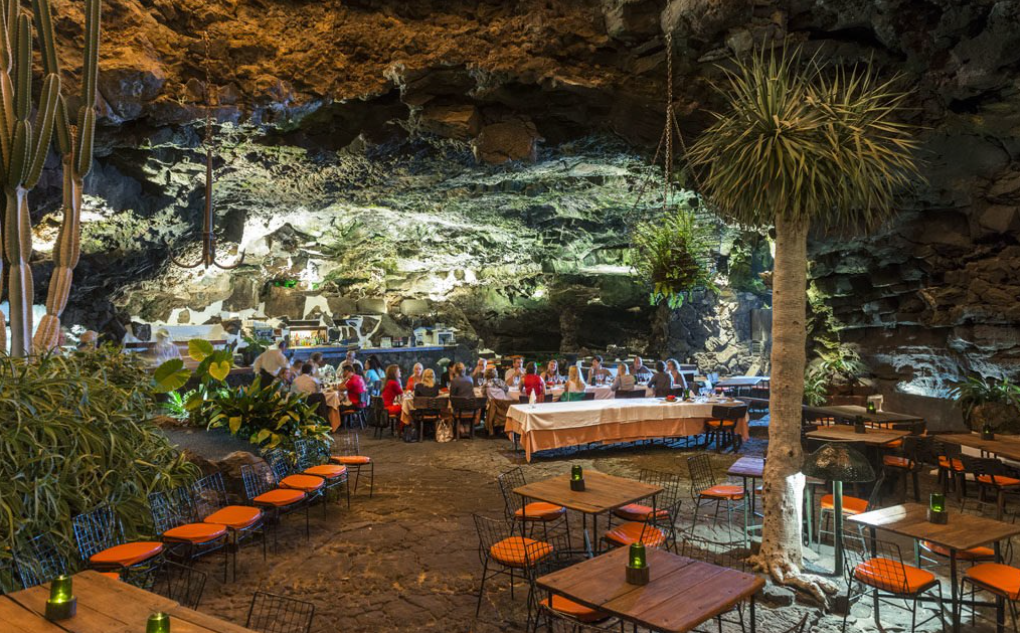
[251,341,698,426]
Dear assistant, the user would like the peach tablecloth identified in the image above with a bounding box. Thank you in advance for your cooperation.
[505,398,750,461]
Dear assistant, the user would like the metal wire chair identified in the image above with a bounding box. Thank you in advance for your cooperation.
[293,440,348,509]
[148,488,229,580]
[191,471,267,580]
[704,405,749,452]
[960,454,1020,519]
[246,591,316,633]
[605,469,684,553]
[71,504,164,574]
[153,560,207,610]
[0,555,22,594]
[14,533,69,589]
[331,431,374,497]
[687,454,745,536]
[496,467,568,544]
[538,607,623,632]
[241,462,311,543]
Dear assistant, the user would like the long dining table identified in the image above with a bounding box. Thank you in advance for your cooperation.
[505,398,750,461]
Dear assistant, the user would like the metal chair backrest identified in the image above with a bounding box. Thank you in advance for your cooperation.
[241,463,279,501]
[473,514,544,570]
[545,610,628,632]
[191,472,229,519]
[149,488,197,536]
[264,448,295,480]
[496,467,527,517]
[843,535,913,594]
[451,396,484,412]
[679,535,749,572]
[686,454,717,497]
[936,440,962,460]
[865,469,887,511]
[711,405,748,421]
[615,389,646,399]
[14,533,69,589]
[154,560,207,610]
[961,454,1013,485]
[72,504,125,562]
[293,440,322,471]
[246,591,316,633]
[638,469,684,519]
[332,432,361,458]
[0,556,20,594]
[412,397,444,416]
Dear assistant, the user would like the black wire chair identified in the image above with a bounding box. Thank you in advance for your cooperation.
[265,448,328,513]
[0,556,20,594]
[703,405,749,452]
[153,560,208,610]
[687,454,745,535]
[496,467,568,544]
[605,469,684,553]
[241,462,311,544]
[191,471,267,580]
[71,504,164,575]
[293,440,349,509]
[679,534,751,633]
[330,432,374,498]
[148,488,229,581]
[246,591,316,633]
[14,533,69,589]
[538,606,622,632]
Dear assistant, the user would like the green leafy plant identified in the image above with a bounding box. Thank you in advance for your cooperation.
[240,334,273,366]
[807,344,869,396]
[0,349,199,573]
[803,367,829,406]
[952,376,1020,431]
[632,207,716,309]
[154,339,234,425]
[202,377,331,451]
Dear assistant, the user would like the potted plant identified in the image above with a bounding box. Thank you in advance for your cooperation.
[806,344,872,405]
[953,376,1020,434]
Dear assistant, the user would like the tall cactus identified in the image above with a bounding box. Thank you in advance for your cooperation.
[0,0,99,356]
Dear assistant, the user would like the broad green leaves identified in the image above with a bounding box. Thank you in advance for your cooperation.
[153,358,189,394]
[188,339,214,362]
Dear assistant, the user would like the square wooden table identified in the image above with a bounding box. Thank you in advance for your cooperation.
[805,425,910,447]
[803,404,924,427]
[515,471,663,556]
[849,503,1020,633]
[537,547,764,632]
[939,432,1020,463]
[1,570,256,633]
[727,457,765,542]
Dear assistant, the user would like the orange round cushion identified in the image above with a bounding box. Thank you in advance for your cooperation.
[540,595,607,623]
[700,485,745,500]
[332,455,371,465]
[820,494,868,515]
[279,474,325,491]
[604,522,666,548]
[921,540,995,561]
[89,541,164,567]
[163,523,228,544]
[613,503,669,522]
[489,537,554,568]
[304,464,347,479]
[204,506,262,530]
[966,563,1020,600]
[515,502,565,521]
[253,489,306,506]
[853,558,935,593]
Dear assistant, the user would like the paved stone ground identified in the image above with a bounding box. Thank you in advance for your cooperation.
[168,426,1004,633]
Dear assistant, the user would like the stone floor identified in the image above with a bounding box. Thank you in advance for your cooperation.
[167,427,1007,633]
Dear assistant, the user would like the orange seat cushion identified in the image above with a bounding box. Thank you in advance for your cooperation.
[515,502,565,522]
[304,464,347,480]
[332,455,371,465]
[540,595,607,623]
[705,419,735,428]
[820,494,868,515]
[89,541,164,568]
[253,488,306,506]
[883,455,914,469]
[163,523,228,544]
[885,439,903,449]
[604,522,667,548]
[938,457,965,472]
[613,503,669,522]
[977,474,1020,487]
[920,540,995,561]
[699,485,745,500]
[99,571,122,581]
[279,474,326,491]
[965,563,1020,600]
[854,558,935,594]
[490,537,554,568]
[204,506,262,530]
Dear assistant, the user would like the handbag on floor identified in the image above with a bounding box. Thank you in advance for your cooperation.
[435,419,453,443]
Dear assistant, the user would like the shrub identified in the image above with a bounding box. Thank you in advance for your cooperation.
[0,349,199,572]
[632,207,716,309]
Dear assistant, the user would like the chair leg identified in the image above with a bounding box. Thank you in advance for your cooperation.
[475,558,489,618]
[369,462,375,498]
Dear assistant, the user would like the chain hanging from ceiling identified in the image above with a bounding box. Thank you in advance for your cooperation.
[167,32,245,270]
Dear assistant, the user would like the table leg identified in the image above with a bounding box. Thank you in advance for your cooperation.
[582,513,592,558]
[950,550,960,633]
[750,593,756,633]
[805,483,814,548]
[742,475,750,549]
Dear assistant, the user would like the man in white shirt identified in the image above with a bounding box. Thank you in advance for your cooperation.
[254,339,290,383]
[504,357,525,386]
[291,362,320,395]
[340,349,363,373]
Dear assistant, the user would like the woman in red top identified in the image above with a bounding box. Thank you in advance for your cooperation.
[520,362,545,403]
[405,362,423,391]
[382,364,404,415]
[343,366,366,408]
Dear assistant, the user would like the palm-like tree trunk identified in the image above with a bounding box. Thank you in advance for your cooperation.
[750,214,835,601]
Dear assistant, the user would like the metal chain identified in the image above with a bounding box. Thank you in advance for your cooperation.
[663,30,674,213]
[203,31,214,148]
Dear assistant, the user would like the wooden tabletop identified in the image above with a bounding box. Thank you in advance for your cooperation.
[1,570,256,633]
[727,457,765,479]
[849,503,1020,552]
[938,433,1020,463]
[805,425,910,447]
[803,404,922,425]
[538,547,764,633]
[514,471,663,515]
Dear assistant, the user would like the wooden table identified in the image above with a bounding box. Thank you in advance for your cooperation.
[850,503,1020,633]
[537,547,764,632]
[939,433,1020,463]
[803,404,923,426]
[1,570,256,633]
[727,457,765,544]
[515,471,663,557]
[805,425,910,447]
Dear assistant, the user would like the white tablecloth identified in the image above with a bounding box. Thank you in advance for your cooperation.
[505,398,749,461]
[505,385,653,401]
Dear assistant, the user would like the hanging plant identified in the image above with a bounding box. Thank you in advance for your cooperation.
[632,207,717,308]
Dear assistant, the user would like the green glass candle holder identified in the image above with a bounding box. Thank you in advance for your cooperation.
[625,543,649,585]
[146,612,171,633]
[866,401,877,414]
[45,575,76,621]
[570,465,585,491]
[928,492,948,524]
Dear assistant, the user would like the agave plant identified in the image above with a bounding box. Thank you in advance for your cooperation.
[632,207,717,308]
[687,46,920,596]
[0,348,198,573]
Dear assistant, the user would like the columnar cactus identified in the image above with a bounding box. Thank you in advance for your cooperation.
[0,0,99,356]
[31,0,100,355]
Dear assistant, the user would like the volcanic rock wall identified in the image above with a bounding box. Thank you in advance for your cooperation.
[24,0,1020,389]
